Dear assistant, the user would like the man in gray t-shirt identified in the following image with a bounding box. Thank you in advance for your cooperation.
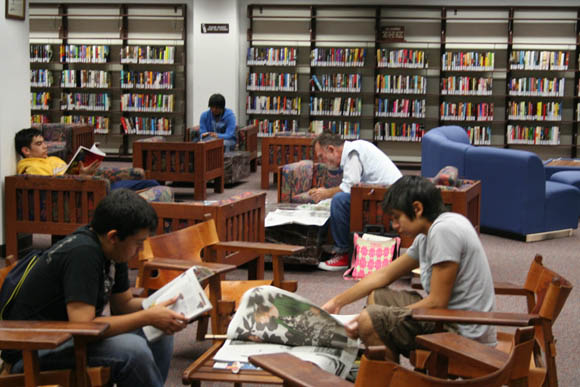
[322,176,496,362]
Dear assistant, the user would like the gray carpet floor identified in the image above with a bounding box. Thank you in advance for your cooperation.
[64,162,580,386]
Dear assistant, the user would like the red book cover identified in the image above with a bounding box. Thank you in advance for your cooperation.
[65,144,106,175]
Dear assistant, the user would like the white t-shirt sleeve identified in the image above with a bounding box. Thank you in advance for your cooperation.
[339,151,362,193]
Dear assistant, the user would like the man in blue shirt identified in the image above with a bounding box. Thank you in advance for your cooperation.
[199,93,237,151]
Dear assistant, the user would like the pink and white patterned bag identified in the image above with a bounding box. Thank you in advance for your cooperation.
[343,233,400,280]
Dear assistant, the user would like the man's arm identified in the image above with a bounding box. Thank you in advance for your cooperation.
[67,292,188,338]
[218,112,237,141]
[199,111,209,134]
[406,261,458,310]
[308,185,341,203]
[322,253,418,313]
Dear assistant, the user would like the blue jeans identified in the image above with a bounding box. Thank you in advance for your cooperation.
[330,192,352,253]
[224,139,236,152]
[12,329,173,387]
[110,179,160,191]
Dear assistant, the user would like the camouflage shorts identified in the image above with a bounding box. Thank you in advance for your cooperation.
[366,288,438,358]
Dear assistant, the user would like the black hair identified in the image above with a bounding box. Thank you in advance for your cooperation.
[90,189,158,240]
[382,175,446,222]
[208,93,226,109]
[312,132,344,148]
[15,127,43,157]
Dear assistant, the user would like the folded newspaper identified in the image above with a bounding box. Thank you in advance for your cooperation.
[265,199,332,227]
[141,265,214,341]
[213,286,359,378]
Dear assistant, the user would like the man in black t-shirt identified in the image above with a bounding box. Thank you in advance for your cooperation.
[2,189,187,387]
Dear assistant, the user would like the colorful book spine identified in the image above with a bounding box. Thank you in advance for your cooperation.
[440,102,494,121]
[31,69,53,87]
[466,126,492,145]
[375,98,426,118]
[60,45,110,64]
[310,48,366,67]
[246,96,301,115]
[247,72,298,91]
[509,50,569,70]
[120,46,175,64]
[246,47,297,66]
[440,76,492,95]
[442,51,494,71]
[376,75,426,94]
[120,116,173,135]
[377,49,425,68]
[310,97,362,117]
[309,120,360,139]
[60,92,111,111]
[249,119,298,136]
[507,125,559,145]
[374,122,425,142]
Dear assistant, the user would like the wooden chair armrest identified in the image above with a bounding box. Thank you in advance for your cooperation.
[411,308,540,326]
[415,332,508,375]
[493,281,530,295]
[0,330,72,351]
[0,321,109,338]
[214,241,305,256]
[143,258,236,276]
[249,353,352,387]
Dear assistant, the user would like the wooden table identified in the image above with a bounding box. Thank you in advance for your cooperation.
[545,159,580,167]
[182,340,283,386]
[261,135,316,189]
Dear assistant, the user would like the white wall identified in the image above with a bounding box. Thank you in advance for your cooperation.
[192,0,239,126]
[0,2,31,247]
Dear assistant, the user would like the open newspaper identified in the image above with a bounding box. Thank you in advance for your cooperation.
[141,265,214,341]
[265,199,332,227]
[213,286,359,378]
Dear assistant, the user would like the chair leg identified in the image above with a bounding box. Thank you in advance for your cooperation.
[196,315,209,341]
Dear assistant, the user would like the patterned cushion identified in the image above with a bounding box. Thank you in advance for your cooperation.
[279,160,314,203]
[312,163,343,189]
[95,167,145,183]
[138,186,174,202]
[224,151,251,184]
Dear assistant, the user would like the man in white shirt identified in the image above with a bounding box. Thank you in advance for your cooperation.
[309,133,402,271]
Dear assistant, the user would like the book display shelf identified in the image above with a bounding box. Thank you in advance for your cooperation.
[245,4,580,161]
[29,3,187,155]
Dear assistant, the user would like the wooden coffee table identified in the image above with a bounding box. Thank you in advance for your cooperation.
[545,159,580,167]
[182,340,283,386]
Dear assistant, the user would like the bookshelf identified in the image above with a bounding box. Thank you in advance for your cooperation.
[29,3,187,155]
[245,4,580,161]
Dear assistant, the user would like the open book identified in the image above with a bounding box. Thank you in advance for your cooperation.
[213,286,359,378]
[65,144,106,175]
[141,265,213,341]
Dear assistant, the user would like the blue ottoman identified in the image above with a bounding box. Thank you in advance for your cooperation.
[550,171,580,190]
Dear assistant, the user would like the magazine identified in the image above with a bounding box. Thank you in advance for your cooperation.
[141,265,213,341]
[65,143,106,175]
[213,286,359,378]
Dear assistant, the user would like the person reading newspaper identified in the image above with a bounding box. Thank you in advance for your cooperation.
[213,286,359,379]
[322,176,496,363]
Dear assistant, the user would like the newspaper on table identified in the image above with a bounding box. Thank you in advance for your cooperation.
[141,265,214,342]
[265,199,332,227]
[213,285,359,378]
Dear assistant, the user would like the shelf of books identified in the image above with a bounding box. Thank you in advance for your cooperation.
[29,3,186,155]
[245,4,580,159]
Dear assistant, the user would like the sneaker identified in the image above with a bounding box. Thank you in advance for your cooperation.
[318,253,349,271]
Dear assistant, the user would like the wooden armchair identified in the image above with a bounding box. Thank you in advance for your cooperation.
[261,134,317,189]
[411,254,572,387]
[248,327,535,387]
[4,175,109,258]
[0,256,110,387]
[33,123,94,162]
[138,216,303,335]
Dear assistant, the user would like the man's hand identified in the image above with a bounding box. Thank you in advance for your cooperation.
[146,296,189,335]
[79,160,101,176]
[344,314,360,339]
[308,187,329,203]
[321,298,342,314]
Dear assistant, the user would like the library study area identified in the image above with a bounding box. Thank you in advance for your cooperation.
[0,1,579,386]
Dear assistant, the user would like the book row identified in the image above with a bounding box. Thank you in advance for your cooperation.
[246,47,297,66]
[31,114,49,124]
[248,119,299,136]
[311,73,361,92]
[30,44,53,63]
[310,97,362,117]
[310,120,360,139]
[441,76,493,95]
[247,72,297,91]
[61,115,110,133]
[60,70,111,88]
[376,74,426,94]
[373,122,425,142]
[442,51,495,71]
[376,49,426,68]
[246,96,301,115]
[59,45,110,64]
[507,125,560,145]
[120,46,176,64]
[121,93,175,113]
[60,92,111,112]
[375,98,426,118]
[120,116,173,135]
[507,77,565,97]
[509,50,570,70]
[440,102,494,121]
[507,101,561,121]
[467,126,492,145]
[31,69,53,87]
[31,92,51,110]
[120,70,175,89]
[310,48,367,67]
